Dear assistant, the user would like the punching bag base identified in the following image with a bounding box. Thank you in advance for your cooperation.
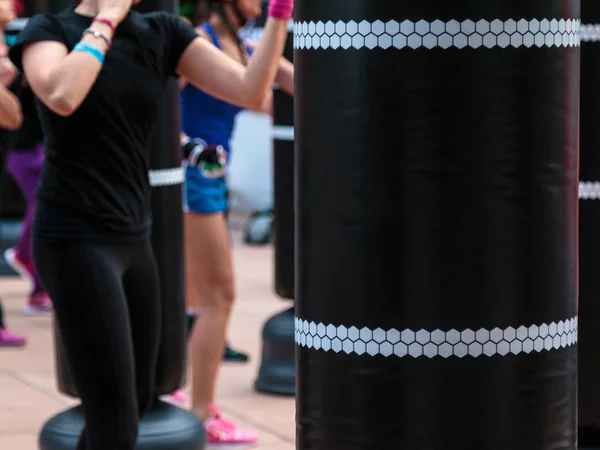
[39,401,205,450]
[254,306,295,396]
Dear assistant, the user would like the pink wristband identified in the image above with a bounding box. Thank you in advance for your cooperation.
[92,17,116,35]
[267,0,293,20]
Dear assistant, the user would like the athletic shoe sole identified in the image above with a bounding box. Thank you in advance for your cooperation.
[23,305,53,316]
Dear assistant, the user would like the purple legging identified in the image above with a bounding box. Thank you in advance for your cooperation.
[6,145,44,293]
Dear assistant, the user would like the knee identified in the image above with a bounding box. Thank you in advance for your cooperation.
[199,277,235,312]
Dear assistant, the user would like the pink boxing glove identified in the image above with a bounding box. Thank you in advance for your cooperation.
[267,0,293,20]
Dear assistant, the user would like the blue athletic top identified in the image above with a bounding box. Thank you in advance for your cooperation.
[180,23,253,154]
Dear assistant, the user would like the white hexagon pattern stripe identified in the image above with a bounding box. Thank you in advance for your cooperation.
[581,24,600,42]
[272,125,295,141]
[293,19,581,50]
[580,182,600,199]
[295,316,578,357]
[148,167,185,187]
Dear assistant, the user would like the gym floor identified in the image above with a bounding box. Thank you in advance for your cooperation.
[0,217,295,450]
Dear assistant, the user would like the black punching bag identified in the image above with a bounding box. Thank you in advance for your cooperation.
[273,29,295,300]
[39,1,205,448]
[147,84,187,397]
[579,5,600,448]
[294,2,579,449]
[255,20,296,396]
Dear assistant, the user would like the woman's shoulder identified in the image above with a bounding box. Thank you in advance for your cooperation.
[18,8,87,41]
[20,11,63,31]
[9,10,70,60]
[139,10,181,28]
[136,10,196,37]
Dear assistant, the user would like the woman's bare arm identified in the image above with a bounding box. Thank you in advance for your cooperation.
[0,0,15,27]
[259,92,273,116]
[22,22,114,116]
[179,26,210,90]
[0,84,22,129]
[246,39,293,95]
[274,57,293,95]
[177,17,288,111]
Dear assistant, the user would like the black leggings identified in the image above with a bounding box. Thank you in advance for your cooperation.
[33,237,161,450]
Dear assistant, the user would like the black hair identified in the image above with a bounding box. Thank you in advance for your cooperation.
[195,0,247,65]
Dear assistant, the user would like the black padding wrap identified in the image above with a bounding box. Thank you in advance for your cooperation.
[294,1,579,449]
[148,80,186,395]
[579,0,600,443]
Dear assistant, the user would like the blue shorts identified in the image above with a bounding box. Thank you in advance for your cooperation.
[183,163,228,214]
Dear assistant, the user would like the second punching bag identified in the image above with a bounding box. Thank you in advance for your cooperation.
[579,2,600,447]
[254,19,297,396]
[295,1,579,449]
[273,21,295,299]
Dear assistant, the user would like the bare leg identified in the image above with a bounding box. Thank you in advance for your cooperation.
[185,211,235,420]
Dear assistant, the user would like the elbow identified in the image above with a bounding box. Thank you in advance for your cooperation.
[3,111,23,130]
[244,92,266,111]
[48,91,78,117]
[246,98,263,111]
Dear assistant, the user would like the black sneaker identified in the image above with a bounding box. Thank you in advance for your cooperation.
[223,343,249,363]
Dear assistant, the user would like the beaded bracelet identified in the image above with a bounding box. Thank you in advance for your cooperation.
[83,28,112,49]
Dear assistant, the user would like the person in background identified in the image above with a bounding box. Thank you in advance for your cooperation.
[4,72,54,314]
[178,0,293,446]
[1,0,53,313]
[179,3,250,366]
[0,0,26,347]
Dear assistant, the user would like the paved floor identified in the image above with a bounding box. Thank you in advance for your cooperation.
[0,234,295,449]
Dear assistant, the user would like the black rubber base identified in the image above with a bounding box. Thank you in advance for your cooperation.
[244,210,273,246]
[255,306,295,396]
[39,400,205,450]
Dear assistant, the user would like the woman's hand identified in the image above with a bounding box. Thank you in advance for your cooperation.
[96,0,133,27]
[0,83,21,129]
[0,0,15,27]
[0,56,17,86]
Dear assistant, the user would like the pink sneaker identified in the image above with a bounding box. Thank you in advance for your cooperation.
[0,327,26,347]
[167,389,187,405]
[24,291,53,315]
[205,404,258,449]
[4,247,35,283]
